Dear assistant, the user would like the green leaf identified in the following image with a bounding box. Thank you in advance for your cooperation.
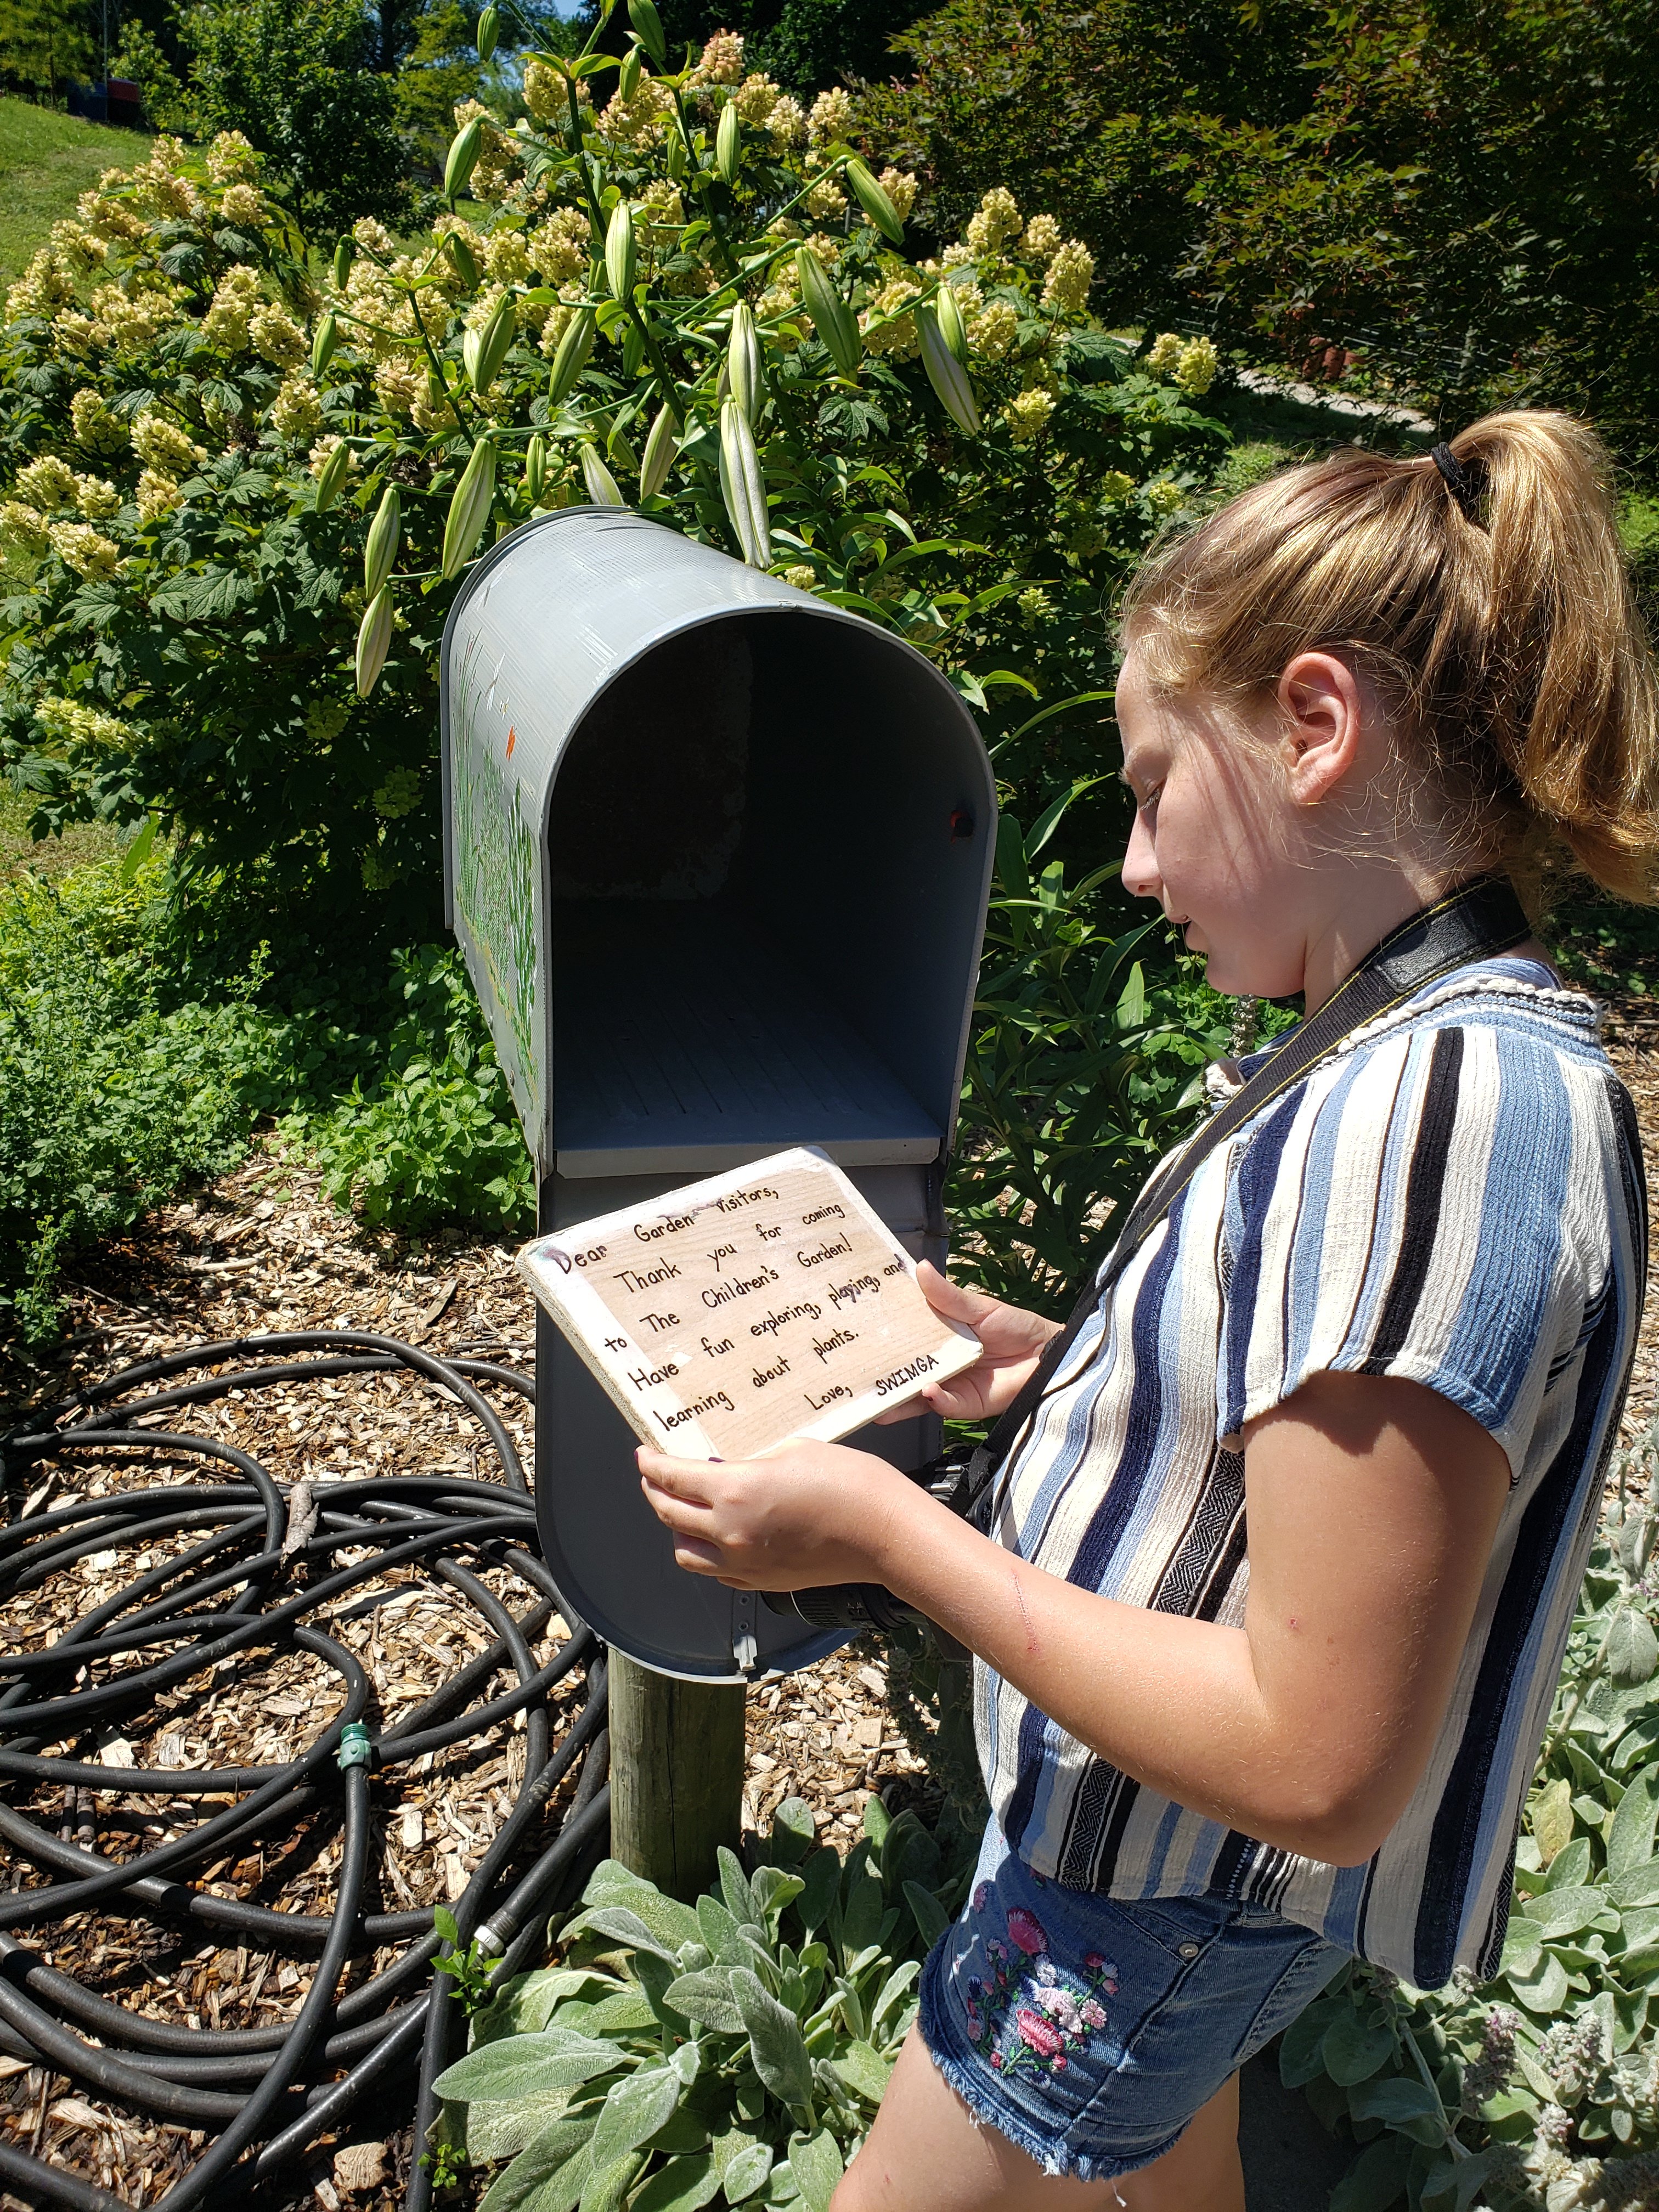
[1531,1776,1575,1866]
[1543,1835,1594,1891]
[466,2089,575,2165]
[574,1906,684,1965]
[995,812,1030,900]
[902,1879,952,1950]
[751,1866,805,1926]
[1609,1764,1659,1877]
[1505,1949,1570,2014]
[1321,2011,1396,2086]
[770,1798,816,1865]
[578,2149,645,2212]
[788,2129,845,2212]
[1520,1885,1618,1938]
[796,1847,841,1935]
[477,2116,597,2212]
[1345,2076,1448,2146]
[1499,1919,1544,1978]
[584,1990,659,2034]
[590,2066,682,2170]
[1329,2133,1413,2212]
[434,1904,461,1945]
[1607,1606,1659,1687]
[663,1969,744,2034]
[719,1846,757,1928]
[435,2029,627,2103]
[830,2038,893,2104]
[723,2140,774,2202]
[1278,2000,1335,2089]
[1419,2146,1514,2212]
[732,1967,813,2110]
[630,2154,720,2211]
[1610,1859,1659,1910]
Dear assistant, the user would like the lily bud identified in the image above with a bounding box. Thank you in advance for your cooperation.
[581,443,625,507]
[444,116,484,202]
[548,308,596,404]
[466,294,516,394]
[525,433,546,504]
[936,282,969,368]
[356,586,393,697]
[629,0,667,66]
[619,43,640,100]
[476,4,498,60]
[442,438,496,578]
[332,235,353,290]
[314,440,352,512]
[796,246,860,377]
[639,404,676,498]
[845,156,904,245]
[726,299,762,424]
[446,230,480,290]
[605,200,636,303]
[311,312,337,379]
[718,396,769,568]
[364,484,401,598]
[916,303,980,434]
[715,101,740,186]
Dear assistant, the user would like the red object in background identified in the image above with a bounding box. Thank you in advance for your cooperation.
[106,79,143,127]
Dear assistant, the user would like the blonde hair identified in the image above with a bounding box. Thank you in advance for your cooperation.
[1120,410,1659,905]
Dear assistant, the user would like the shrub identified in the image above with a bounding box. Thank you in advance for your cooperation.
[434,1796,977,2208]
[0,35,1227,934]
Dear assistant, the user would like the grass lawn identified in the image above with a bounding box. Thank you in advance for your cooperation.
[0,97,145,286]
[0,781,117,881]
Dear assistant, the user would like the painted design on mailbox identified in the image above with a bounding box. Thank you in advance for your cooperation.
[452,650,540,1141]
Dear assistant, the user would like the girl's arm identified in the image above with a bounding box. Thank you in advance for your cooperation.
[637,1367,1510,1867]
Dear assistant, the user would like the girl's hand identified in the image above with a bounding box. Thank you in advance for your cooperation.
[875,1260,1063,1423]
[637,1437,915,1590]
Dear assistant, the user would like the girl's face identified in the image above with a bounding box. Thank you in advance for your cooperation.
[1116,647,1313,1002]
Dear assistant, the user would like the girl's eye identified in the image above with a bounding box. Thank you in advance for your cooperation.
[1139,787,1161,821]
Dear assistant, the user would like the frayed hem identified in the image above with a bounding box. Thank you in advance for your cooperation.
[916,2020,1185,2185]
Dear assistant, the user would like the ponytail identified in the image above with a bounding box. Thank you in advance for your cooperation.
[1121,409,1659,905]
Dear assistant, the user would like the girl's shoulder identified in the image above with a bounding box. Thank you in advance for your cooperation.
[1337,953,1609,1068]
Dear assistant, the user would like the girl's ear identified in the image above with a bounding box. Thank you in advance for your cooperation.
[1276,652,1365,806]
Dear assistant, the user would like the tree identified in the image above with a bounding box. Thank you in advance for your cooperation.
[578,0,924,92]
[120,0,410,235]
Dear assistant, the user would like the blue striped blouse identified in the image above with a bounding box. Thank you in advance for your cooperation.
[978,958,1646,1988]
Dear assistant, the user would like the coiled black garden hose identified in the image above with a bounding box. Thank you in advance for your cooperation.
[0,1331,611,2212]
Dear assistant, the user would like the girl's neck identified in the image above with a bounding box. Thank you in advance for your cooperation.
[1297,861,1539,1012]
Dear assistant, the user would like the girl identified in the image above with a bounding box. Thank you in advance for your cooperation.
[637,411,1658,2210]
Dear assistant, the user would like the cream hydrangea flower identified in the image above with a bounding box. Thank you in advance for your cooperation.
[204,265,262,351]
[1146,331,1183,375]
[271,375,323,442]
[967,300,1018,360]
[879,168,918,222]
[76,187,145,244]
[732,72,781,124]
[941,242,975,269]
[74,474,121,520]
[90,280,175,350]
[33,696,126,747]
[249,303,307,368]
[805,173,847,221]
[375,360,422,417]
[1004,387,1055,442]
[1022,214,1063,262]
[16,455,77,510]
[129,141,200,223]
[768,94,806,146]
[1175,335,1218,396]
[640,179,684,234]
[136,471,182,527]
[782,565,816,590]
[966,187,1020,256]
[48,521,121,577]
[54,313,108,359]
[484,227,533,285]
[691,28,744,84]
[808,87,853,141]
[308,433,357,483]
[373,767,422,818]
[600,77,673,144]
[8,249,75,320]
[220,183,267,229]
[802,231,841,268]
[527,206,589,285]
[71,388,126,455]
[413,375,458,434]
[1101,469,1135,500]
[1146,479,1184,514]
[1,501,48,555]
[207,130,259,183]
[49,220,107,277]
[352,216,397,259]
[452,100,521,199]
[1018,585,1054,625]
[1041,240,1093,314]
[523,58,572,120]
[861,276,921,358]
[133,412,205,475]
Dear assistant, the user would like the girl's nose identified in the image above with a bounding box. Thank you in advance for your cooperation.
[1122,808,1161,901]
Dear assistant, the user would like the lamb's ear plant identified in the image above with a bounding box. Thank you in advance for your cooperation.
[1280,1441,1659,2212]
[435,1795,974,2210]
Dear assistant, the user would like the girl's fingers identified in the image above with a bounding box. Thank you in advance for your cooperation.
[640,1475,716,1532]
[636,1447,718,1499]
[670,1535,726,1575]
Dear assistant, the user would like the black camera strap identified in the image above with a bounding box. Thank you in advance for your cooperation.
[949,874,1532,1529]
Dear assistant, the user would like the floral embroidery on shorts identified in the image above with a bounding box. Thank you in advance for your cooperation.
[957,1884,1118,2081]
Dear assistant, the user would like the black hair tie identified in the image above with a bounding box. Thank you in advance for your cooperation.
[1431,441,1483,521]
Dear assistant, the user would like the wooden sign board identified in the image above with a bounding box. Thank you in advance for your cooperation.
[517,1148,981,1461]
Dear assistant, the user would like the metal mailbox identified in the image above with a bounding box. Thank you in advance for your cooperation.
[441,507,996,1681]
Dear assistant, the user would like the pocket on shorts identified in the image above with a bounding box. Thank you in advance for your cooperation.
[1228,1937,1344,2067]
[1102,1893,1229,1968]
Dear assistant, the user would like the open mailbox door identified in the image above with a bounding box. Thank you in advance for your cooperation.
[442,507,996,1680]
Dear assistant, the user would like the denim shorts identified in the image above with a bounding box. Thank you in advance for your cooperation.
[918,1824,1348,2182]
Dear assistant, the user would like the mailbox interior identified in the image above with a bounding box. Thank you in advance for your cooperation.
[548,610,985,1180]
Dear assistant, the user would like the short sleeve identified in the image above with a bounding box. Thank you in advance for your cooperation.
[1217,1019,1596,1477]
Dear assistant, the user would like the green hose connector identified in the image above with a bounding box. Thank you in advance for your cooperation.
[336,1721,374,1771]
